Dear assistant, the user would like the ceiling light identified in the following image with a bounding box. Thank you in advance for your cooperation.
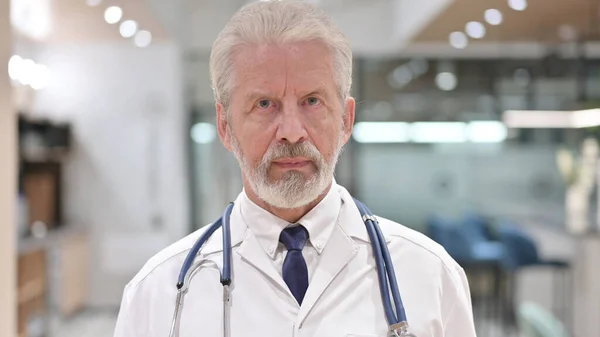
[508,0,527,11]
[18,59,36,85]
[503,110,571,128]
[502,109,600,128]
[351,122,507,144]
[134,30,152,48]
[119,20,138,38]
[86,0,102,6]
[408,58,429,75]
[435,72,457,91]
[466,122,507,143]
[104,6,123,24]
[411,122,467,143]
[352,122,410,143]
[191,123,217,144]
[449,31,468,49]
[484,9,503,25]
[572,109,600,128]
[392,66,413,86]
[465,21,486,39]
[8,55,22,80]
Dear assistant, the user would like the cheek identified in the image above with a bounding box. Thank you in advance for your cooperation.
[312,131,342,158]
[238,132,271,163]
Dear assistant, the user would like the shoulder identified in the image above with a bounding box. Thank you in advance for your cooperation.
[114,225,224,336]
[375,215,464,280]
[373,215,476,334]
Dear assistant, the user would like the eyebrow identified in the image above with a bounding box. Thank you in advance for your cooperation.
[242,86,332,103]
[301,86,330,98]
[243,91,272,103]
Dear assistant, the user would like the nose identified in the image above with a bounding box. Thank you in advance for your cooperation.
[275,103,308,144]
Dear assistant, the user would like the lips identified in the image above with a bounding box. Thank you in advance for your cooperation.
[272,157,311,168]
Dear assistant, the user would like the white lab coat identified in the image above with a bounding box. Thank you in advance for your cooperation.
[113,184,477,337]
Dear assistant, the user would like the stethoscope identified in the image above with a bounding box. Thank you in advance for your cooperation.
[169,199,416,337]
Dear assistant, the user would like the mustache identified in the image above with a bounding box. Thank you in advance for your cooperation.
[263,142,322,164]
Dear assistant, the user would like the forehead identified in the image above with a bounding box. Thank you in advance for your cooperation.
[230,41,336,97]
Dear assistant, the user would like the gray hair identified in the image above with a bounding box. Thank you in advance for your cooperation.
[209,0,353,110]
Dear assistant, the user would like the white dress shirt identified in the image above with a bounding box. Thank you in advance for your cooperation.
[239,185,341,280]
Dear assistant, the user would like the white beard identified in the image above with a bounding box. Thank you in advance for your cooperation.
[230,129,345,209]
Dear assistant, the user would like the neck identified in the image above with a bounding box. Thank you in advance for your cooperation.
[243,179,332,223]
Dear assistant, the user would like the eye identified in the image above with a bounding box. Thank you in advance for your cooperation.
[305,97,321,106]
[256,99,274,109]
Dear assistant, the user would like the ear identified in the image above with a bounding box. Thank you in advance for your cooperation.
[342,97,355,144]
[216,103,232,151]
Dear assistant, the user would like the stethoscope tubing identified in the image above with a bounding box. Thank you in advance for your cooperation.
[174,199,409,336]
[354,198,407,325]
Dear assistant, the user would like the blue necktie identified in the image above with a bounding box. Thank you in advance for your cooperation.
[279,225,309,305]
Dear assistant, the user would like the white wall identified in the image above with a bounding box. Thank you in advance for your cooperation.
[31,42,189,307]
[0,0,17,334]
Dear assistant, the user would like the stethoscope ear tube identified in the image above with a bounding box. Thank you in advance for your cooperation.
[220,202,235,286]
[177,217,223,290]
[354,199,409,328]
[356,199,398,326]
[373,219,407,323]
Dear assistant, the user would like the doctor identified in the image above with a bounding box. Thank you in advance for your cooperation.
[113,1,477,336]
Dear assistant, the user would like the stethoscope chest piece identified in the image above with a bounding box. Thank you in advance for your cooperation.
[389,330,417,337]
[388,323,417,337]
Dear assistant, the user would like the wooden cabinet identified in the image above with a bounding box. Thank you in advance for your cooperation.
[17,230,90,337]
[17,248,47,337]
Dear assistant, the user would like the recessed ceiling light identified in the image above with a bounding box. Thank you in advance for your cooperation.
[120,20,138,38]
[465,21,486,39]
[449,31,468,49]
[134,30,152,48]
[484,9,503,25]
[508,0,527,11]
[104,6,123,24]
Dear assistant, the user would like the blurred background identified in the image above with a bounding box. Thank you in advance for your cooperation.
[1,0,600,336]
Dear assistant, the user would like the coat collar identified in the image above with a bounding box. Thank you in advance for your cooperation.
[335,184,391,244]
[200,193,248,256]
[199,181,389,256]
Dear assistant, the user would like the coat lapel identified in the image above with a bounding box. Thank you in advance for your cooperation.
[296,222,358,325]
[235,230,292,297]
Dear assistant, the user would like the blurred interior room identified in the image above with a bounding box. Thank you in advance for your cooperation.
[1,0,600,336]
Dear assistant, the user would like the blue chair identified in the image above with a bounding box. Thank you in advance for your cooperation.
[427,215,507,267]
[461,212,497,242]
[495,220,569,269]
[427,214,511,336]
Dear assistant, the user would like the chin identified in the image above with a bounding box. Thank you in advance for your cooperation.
[267,168,312,182]
[254,172,326,209]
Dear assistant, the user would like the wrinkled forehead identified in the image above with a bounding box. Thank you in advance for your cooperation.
[230,41,337,100]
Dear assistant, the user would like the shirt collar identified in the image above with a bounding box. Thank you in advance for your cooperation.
[239,180,342,258]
